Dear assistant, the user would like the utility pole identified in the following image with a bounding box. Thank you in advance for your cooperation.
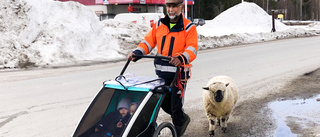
[271,11,276,32]
[300,0,303,20]
[318,0,320,20]
[267,0,269,13]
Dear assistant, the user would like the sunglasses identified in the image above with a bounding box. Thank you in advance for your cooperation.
[166,3,181,8]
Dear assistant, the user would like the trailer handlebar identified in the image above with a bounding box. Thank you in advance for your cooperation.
[120,55,171,75]
[120,55,178,88]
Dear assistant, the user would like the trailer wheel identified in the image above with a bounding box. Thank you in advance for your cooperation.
[152,122,177,137]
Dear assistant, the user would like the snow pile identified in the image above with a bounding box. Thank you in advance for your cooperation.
[102,19,151,54]
[0,0,319,70]
[114,13,164,27]
[309,22,320,30]
[0,0,123,69]
[197,2,288,37]
[196,2,319,49]
[198,28,316,49]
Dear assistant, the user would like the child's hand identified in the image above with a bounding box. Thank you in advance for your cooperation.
[117,121,123,128]
[95,127,99,133]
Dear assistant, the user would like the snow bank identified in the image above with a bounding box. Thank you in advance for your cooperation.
[0,0,319,70]
[309,22,320,30]
[198,28,316,49]
[114,13,165,27]
[0,0,123,69]
[197,2,288,37]
[196,2,319,49]
[102,19,151,54]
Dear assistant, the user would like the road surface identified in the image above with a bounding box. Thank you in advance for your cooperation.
[0,36,319,137]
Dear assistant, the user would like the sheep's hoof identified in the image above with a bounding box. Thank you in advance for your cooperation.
[222,127,227,133]
[210,130,215,136]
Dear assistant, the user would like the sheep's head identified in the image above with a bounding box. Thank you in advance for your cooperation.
[203,82,229,103]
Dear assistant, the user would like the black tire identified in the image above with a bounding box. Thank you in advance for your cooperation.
[152,122,177,137]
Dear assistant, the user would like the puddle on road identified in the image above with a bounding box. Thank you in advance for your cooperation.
[269,94,320,137]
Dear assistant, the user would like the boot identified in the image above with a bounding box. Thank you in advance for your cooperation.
[176,114,190,136]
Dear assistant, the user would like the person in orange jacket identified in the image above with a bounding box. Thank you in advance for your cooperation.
[127,0,198,136]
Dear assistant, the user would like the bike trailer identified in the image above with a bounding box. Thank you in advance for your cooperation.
[72,55,178,137]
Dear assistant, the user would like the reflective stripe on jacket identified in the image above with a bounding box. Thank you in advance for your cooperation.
[134,14,198,79]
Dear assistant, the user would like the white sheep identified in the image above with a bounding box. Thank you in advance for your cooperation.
[202,75,238,136]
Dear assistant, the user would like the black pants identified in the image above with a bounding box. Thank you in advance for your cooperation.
[160,78,187,127]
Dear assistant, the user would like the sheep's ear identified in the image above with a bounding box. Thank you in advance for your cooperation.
[202,87,209,90]
[225,83,229,87]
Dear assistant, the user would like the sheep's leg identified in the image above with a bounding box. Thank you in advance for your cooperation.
[207,113,217,136]
[220,117,229,133]
[210,130,215,137]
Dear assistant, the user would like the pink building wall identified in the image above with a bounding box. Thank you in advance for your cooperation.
[59,0,193,5]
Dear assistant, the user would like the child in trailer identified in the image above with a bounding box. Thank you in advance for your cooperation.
[90,98,132,137]
[129,102,139,116]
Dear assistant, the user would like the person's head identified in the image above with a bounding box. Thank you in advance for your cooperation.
[130,102,138,115]
[165,0,183,22]
[119,108,129,117]
[117,98,131,117]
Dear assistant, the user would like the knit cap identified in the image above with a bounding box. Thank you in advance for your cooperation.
[117,98,131,110]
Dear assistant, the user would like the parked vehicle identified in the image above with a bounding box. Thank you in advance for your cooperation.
[193,18,205,26]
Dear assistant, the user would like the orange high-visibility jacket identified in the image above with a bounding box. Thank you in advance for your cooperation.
[133,14,198,78]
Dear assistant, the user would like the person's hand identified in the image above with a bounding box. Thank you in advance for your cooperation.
[95,127,99,133]
[127,53,136,61]
[117,121,123,128]
[169,56,182,66]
